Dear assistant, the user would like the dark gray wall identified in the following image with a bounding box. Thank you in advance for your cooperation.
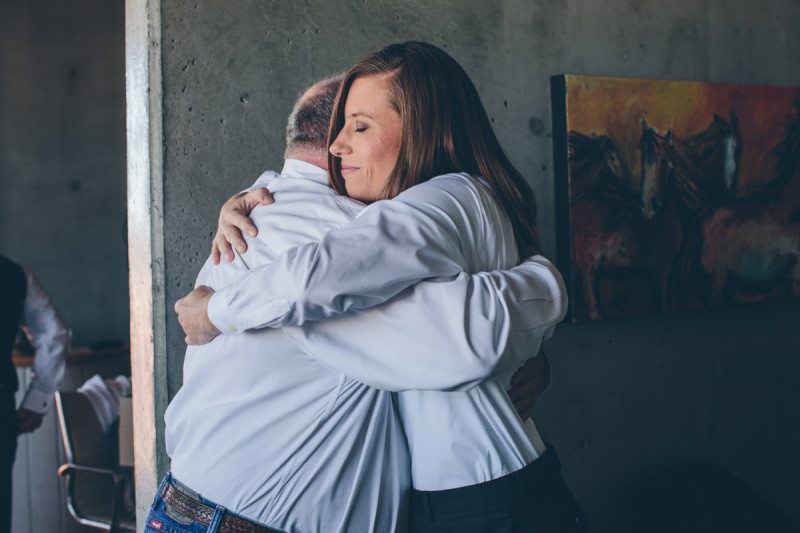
[0,0,128,346]
[155,1,800,530]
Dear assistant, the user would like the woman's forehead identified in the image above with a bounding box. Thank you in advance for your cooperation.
[345,74,397,117]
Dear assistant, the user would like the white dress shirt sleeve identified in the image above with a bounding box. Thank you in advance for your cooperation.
[208,175,472,333]
[282,255,567,391]
[20,272,69,413]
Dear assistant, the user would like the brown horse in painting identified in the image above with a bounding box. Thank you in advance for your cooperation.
[638,116,744,308]
[568,131,628,200]
[681,114,741,203]
[570,132,681,320]
[695,101,800,304]
[641,115,740,223]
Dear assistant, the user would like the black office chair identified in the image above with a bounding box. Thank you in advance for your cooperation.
[54,391,136,532]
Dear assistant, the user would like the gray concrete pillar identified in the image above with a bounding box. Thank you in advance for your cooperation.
[125,0,170,527]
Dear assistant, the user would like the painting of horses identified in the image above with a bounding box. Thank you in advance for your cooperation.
[551,75,800,322]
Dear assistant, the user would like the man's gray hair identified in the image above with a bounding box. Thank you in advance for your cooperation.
[285,75,344,154]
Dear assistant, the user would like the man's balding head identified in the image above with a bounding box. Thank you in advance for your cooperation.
[285,75,343,166]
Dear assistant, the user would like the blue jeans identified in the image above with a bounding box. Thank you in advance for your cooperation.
[143,473,282,532]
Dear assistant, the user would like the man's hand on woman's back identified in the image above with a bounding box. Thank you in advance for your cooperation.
[508,351,550,420]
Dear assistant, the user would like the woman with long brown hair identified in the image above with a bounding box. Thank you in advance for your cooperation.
[188,42,586,531]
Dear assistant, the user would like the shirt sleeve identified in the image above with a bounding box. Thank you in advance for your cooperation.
[20,273,69,413]
[282,255,567,391]
[207,175,473,333]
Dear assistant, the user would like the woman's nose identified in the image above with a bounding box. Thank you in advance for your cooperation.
[329,132,350,156]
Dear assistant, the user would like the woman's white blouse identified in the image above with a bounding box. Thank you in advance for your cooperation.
[209,172,567,490]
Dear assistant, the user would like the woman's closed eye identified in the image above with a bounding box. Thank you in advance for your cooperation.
[355,121,368,132]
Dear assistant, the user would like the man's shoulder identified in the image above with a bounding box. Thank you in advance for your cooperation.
[245,177,360,256]
[252,165,362,225]
[248,170,280,190]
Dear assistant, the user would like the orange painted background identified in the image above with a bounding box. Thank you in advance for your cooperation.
[565,76,800,193]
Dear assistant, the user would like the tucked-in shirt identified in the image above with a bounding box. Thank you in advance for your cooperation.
[20,272,68,413]
[209,170,567,491]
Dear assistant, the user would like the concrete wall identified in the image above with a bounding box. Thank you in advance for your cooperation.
[146,1,800,530]
[0,0,128,347]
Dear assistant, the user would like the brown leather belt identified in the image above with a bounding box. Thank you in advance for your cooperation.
[161,480,282,532]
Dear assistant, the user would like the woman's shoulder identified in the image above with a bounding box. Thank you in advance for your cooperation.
[358,172,498,233]
[389,172,501,236]
[397,172,492,205]
[427,172,486,188]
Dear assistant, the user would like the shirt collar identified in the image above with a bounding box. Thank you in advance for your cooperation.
[281,159,330,186]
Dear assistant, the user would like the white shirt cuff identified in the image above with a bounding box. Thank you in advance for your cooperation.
[21,387,52,414]
[208,286,292,334]
[208,288,241,334]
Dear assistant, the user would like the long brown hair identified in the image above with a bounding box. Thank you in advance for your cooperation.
[327,41,541,257]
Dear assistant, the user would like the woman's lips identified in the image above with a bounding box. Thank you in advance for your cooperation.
[341,165,359,177]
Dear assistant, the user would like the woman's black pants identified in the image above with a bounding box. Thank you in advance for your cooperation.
[410,445,589,533]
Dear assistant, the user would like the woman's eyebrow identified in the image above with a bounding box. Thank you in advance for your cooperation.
[350,112,374,119]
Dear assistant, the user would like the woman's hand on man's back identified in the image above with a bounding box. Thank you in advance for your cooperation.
[211,188,274,265]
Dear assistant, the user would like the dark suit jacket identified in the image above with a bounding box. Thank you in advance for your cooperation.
[0,255,26,393]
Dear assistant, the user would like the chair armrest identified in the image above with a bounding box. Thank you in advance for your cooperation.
[58,462,123,484]
[58,462,125,531]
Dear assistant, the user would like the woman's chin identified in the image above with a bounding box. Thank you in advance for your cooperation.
[344,183,373,203]
[346,190,373,204]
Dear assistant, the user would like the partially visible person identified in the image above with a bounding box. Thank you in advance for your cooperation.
[0,254,68,533]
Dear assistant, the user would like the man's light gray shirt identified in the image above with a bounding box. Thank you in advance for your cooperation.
[165,160,409,532]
